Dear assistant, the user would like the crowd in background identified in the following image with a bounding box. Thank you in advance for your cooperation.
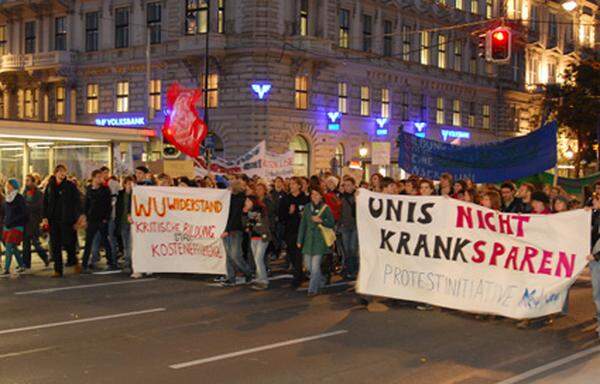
[1,164,600,335]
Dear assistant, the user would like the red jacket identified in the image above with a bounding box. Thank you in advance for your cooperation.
[324,192,342,222]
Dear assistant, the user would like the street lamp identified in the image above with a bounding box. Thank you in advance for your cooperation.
[561,0,577,11]
[359,142,369,182]
[565,146,575,160]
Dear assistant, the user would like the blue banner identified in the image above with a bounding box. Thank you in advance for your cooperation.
[397,121,558,183]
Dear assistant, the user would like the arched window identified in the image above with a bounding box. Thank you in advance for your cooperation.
[289,135,310,177]
[333,143,344,176]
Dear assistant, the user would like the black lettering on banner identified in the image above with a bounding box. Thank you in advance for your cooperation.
[407,201,417,223]
[453,238,471,262]
[386,200,402,221]
[433,236,452,260]
[418,203,435,224]
[414,234,431,258]
[397,231,411,254]
[369,197,384,218]
[380,229,395,251]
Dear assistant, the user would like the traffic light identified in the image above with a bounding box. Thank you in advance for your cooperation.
[486,27,512,63]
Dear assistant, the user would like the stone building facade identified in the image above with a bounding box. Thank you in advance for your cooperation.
[0,0,596,177]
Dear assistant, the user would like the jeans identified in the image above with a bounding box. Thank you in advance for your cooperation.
[251,239,269,286]
[23,235,49,268]
[92,219,117,265]
[590,260,600,332]
[224,231,252,283]
[121,224,132,269]
[49,222,77,275]
[340,227,359,277]
[304,254,324,295]
[4,242,24,271]
[82,221,114,270]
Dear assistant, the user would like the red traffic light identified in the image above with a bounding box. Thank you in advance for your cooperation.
[486,27,512,63]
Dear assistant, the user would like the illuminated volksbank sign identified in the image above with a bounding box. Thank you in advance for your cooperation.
[95,115,147,127]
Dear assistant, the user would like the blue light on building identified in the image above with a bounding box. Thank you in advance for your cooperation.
[375,118,388,136]
[414,121,427,138]
[441,129,471,141]
[251,83,272,99]
[94,115,146,127]
[327,111,341,131]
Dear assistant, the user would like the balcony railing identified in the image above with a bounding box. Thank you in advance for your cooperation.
[0,51,73,72]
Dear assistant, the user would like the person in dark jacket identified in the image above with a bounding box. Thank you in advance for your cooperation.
[115,176,134,273]
[588,193,600,338]
[266,177,286,259]
[42,164,82,277]
[221,179,253,287]
[81,169,115,273]
[500,182,524,213]
[3,179,27,274]
[242,196,272,290]
[23,174,49,268]
[279,177,310,288]
[339,177,358,280]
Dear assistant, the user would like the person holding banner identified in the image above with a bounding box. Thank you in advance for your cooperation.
[588,193,600,338]
[339,177,359,280]
[297,187,335,297]
[280,178,310,288]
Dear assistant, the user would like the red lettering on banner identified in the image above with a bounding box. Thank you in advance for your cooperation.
[498,214,513,235]
[484,212,496,232]
[472,240,486,263]
[556,252,575,278]
[503,246,519,270]
[489,242,505,266]
[538,250,554,275]
[456,206,473,229]
[455,205,531,238]
[519,246,538,273]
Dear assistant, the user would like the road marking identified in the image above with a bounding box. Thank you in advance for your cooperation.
[15,278,157,295]
[497,345,600,384]
[169,329,348,369]
[0,347,55,360]
[207,274,293,287]
[0,308,166,336]
[92,269,123,275]
[297,281,355,292]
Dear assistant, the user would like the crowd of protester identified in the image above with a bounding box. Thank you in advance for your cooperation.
[1,164,600,335]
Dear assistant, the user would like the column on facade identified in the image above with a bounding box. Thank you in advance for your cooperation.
[373,8,383,55]
[5,80,17,119]
[393,14,402,59]
[42,15,50,52]
[132,0,145,46]
[39,83,49,122]
[318,0,329,38]
[65,84,77,123]
[36,16,43,53]
[210,0,219,34]
[351,0,361,51]
[100,2,111,50]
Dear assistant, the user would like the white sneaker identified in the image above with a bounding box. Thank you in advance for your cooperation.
[130,272,143,279]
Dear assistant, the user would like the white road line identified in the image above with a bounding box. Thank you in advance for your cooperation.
[0,308,166,336]
[15,278,157,295]
[497,345,600,384]
[92,269,123,275]
[297,281,355,292]
[207,274,293,287]
[169,329,348,369]
[0,347,55,360]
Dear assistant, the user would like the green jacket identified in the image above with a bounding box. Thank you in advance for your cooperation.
[297,202,335,256]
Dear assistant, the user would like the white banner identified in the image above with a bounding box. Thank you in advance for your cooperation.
[357,189,590,319]
[131,186,229,275]
[195,141,294,179]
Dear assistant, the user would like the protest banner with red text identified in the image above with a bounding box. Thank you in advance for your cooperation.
[357,189,590,319]
[131,186,229,275]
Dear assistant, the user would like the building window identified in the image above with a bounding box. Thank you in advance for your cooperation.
[186,0,208,34]
[402,26,411,61]
[401,92,409,121]
[360,86,370,116]
[468,102,476,127]
[299,0,308,36]
[149,79,161,111]
[436,97,445,125]
[548,13,557,47]
[485,0,493,18]
[201,74,219,108]
[453,41,462,71]
[420,31,429,65]
[0,26,6,56]
[339,9,350,48]
[25,21,36,54]
[482,104,490,129]
[547,62,557,84]
[471,0,479,14]
[85,12,99,52]
[469,43,477,74]
[290,135,310,177]
[147,2,161,44]
[334,144,344,175]
[438,34,446,69]
[55,87,65,118]
[338,82,347,114]
[115,8,129,48]
[456,0,463,10]
[530,6,539,37]
[383,20,393,57]
[295,76,308,110]
[419,94,427,121]
[381,89,390,119]
[25,89,35,118]
[452,100,461,126]
[218,0,225,33]
[54,17,66,51]
[116,81,129,112]
[362,14,372,52]
[86,84,99,114]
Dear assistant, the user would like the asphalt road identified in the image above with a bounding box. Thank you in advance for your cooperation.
[1,266,600,384]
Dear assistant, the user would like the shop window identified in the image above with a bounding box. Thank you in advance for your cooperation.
[338,82,347,114]
[186,0,208,34]
[55,16,66,51]
[436,97,445,125]
[86,84,98,114]
[85,12,99,52]
[381,88,390,119]
[339,9,349,48]
[115,8,129,48]
[200,74,218,108]
[55,87,65,118]
[116,81,129,112]
[147,2,162,44]
[149,79,161,111]
[25,21,36,54]
[289,135,310,177]
[295,76,308,110]
[360,86,370,116]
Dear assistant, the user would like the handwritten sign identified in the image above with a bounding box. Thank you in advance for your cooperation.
[356,189,590,319]
[131,186,230,275]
